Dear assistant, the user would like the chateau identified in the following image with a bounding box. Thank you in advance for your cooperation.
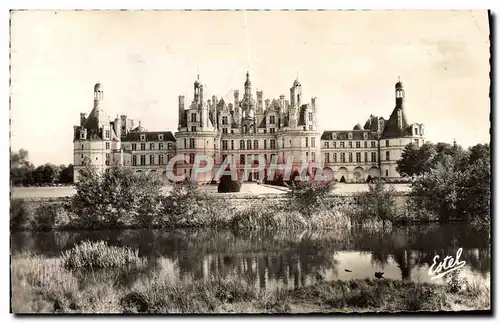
[73,73,425,183]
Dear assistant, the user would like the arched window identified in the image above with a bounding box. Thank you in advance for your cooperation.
[249,125,254,134]
[253,140,259,150]
[243,125,248,133]
[247,140,252,150]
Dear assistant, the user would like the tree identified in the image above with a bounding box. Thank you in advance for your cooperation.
[355,179,398,226]
[59,164,74,184]
[396,142,436,176]
[10,149,34,186]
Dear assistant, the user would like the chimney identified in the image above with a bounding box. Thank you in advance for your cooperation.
[80,113,87,126]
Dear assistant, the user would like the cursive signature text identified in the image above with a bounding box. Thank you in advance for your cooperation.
[428,248,466,280]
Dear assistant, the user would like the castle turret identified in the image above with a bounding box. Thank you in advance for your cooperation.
[256,91,263,112]
[395,79,405,129]
[178,95,185,129]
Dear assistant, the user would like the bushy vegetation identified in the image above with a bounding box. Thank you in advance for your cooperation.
[408,143,490,228]
[72,166,164,229]
[61,240,146,270]
[11,251,490,313]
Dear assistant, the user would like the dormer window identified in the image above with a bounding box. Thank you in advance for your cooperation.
[158,134,164,141]
[363,132,368,140]
[348,133,353,140]
[333,133,337,140]
[105,130,110,139]
[140,134,146,141]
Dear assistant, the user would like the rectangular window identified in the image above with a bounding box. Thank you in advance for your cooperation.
[333,153,337,163]
[371,141,376,148]
[159,155,164,165]
[325,153,330,163]
[348,141,353,148]
[159,143,164,150]
[340,153,346,163]
[105,153,110,166]
[81,144,84,150]
[191,126,197,132]
[311,152,316,162]
[356,152,361,163]
[385,169,389,177]
[240,154,245,165]
[105,130,110,138]
[264,154,268,163]
[270,128,275,134]
[270,115,275,124]
[308,112,313,122]
[270,139,276,149]
[306,152,309,161]
[150,143,155,150]
[190,138,195,149]
[305,137,309,148]
[140,155,146,166]
[386,151,390,161]
[364,152,368,162]
[222,128,228,134]
[254,140,259,150]
[311,137,316,148]
[325,142,329,148]
[222,140,228,150]
[141,143,146,151]
[222,116,228,125]
[240,140,245,150]
[167,154,172,162]
[264,140,267,150]
[340,142,345,148]
[132,155,137,166]
[333,142,337,149]
[140,134,145,141]
[356,141,360,148]
[349,152,353,163]
[150,155,154,165]
[189,153,195,164]
[247,140,252,150]
[231,140,234,150]
[222,154,228,163]
[371,152,377,162]
[309,125,313,130]
[105,142,110,150]
[191,113,197,122]
[132,143,137,151]
[364,141,368,148]
[386,140,389,147]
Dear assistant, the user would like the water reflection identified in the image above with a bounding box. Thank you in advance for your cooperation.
[11,224,490,290]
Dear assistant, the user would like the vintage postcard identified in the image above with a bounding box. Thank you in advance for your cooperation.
[9,10,491,314]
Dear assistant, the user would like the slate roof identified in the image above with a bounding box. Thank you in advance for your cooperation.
[122,131,176,142]
[381,106,410,139]
[321,130,379,141]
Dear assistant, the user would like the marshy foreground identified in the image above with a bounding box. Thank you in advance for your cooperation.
[11,241,490,314]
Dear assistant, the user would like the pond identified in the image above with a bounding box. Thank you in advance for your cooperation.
[11,223,490,291]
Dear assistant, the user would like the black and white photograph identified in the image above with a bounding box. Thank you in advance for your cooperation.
[9,9,491,314]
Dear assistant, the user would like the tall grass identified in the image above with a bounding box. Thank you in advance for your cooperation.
[11,251,490,313]
[61,240,146,270]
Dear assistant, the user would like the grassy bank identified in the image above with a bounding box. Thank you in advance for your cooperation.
[11,243,490,314]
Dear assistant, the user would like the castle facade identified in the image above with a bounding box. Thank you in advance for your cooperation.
[73,73,425,183]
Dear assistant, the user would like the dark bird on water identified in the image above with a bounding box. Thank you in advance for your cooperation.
[345,269,353,272]
[374,272,384,279]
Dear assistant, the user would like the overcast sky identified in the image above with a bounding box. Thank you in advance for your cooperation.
[10,10,490,166]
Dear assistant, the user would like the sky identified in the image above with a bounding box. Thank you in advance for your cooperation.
[10,10,490,166]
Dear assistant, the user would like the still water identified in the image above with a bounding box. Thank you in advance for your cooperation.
[11,224,490,290]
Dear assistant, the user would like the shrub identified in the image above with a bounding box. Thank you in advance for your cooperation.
[72,166,164,229]
[160,182,232,227]
[347,179,398,227]
[287,180,336,217]
[10,198,29,230]
[61,240,146,270]
[217,174,241,193]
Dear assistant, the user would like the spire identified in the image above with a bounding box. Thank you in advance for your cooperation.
[245,71,251,86]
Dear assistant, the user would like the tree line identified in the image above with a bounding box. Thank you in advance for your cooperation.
[397,141,490,228]
[10,149,74,186]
